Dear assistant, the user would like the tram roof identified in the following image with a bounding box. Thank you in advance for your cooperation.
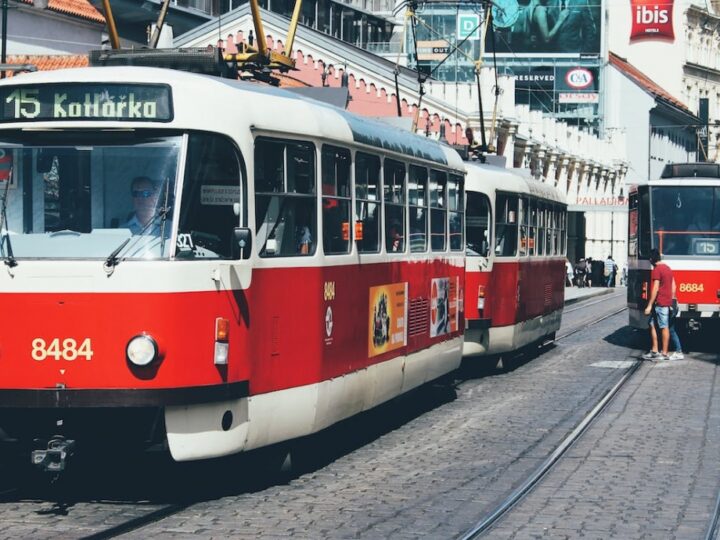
[465,161,566,204]
[0,66,464,170]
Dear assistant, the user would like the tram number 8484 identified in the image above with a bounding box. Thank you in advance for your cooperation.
[31,338,94,361]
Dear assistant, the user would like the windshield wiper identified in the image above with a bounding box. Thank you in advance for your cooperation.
[104,204,172,272]
[0,172,17,268]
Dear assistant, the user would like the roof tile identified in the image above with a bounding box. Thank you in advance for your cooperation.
[3,54,89,77]
[20,0,105,24]
[608,51,691,114]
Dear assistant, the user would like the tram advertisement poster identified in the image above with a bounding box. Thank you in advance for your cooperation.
[430,277,459,337]
[368,283,407,358]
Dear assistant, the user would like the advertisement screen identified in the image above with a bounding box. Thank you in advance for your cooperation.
[488,0,601,56]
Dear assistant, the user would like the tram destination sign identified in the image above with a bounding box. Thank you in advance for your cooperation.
[0,83,173,123]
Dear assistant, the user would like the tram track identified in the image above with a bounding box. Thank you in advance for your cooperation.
[459,301,638,539]
[0,293,632,539]
[79,502,191,540]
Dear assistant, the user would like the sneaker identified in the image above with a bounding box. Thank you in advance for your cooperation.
[642,351,660,360]
[655,354,671,362]
[668,351,684,360]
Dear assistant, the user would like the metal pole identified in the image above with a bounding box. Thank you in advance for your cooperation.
[1,0,8,79]
[101,0,121,49]
[149,0,172,49]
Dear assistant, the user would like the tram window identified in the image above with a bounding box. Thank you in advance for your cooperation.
[537,203,546,256]
[0,133,181,260]
[430,170,447,251]
[650,186,720,256]
[254,140,284,193]
[38,148,92,233]
[287,144,315,195]
[528,198,537,256]
[495,193,518,257]
[466,191,491,257]
[384,159,405,253]
[448,174,464,251]
[408,165,428,252]
[519,197,529,257]
[355,152,380,253]
[560,209,567,255]
[549,206,557,256]
[535,202,553,255]
[177,133,244,259]
[628,193,639,257]
[322,146,351,255]
[255,138,317,257]
[639,187,650,257]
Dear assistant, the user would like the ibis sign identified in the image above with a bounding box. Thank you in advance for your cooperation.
[630,0,675,42]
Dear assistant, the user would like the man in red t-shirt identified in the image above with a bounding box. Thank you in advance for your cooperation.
[643,249,675,360]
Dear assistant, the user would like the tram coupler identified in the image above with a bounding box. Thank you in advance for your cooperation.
[31,436,75,473]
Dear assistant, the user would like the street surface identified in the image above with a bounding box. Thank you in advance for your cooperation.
[0,289,717,539]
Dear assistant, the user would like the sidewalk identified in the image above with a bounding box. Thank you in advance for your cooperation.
[564,285,620,305]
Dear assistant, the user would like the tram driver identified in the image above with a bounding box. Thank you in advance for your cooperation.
[122,176,164,235]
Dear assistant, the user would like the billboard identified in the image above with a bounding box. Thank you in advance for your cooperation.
[488,0,601,56]
[511,65,599,111]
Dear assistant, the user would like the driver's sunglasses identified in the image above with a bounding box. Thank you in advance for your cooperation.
[132,189,157,198]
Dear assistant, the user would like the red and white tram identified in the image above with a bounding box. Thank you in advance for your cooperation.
[627,163,720,334]
[463,162,567,359]
[0,66,467,468]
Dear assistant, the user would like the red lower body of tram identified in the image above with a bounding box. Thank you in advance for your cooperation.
[0,259,464,463]
[464,258,565,357]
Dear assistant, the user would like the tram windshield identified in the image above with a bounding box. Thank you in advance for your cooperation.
[651,186,720,257]
[0,131,181,260]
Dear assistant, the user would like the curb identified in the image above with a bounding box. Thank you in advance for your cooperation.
[564,287,617,306]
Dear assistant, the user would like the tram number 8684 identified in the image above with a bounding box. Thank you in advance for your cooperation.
[678,283,705,293]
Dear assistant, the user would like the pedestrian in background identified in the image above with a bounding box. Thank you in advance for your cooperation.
[604,255,617,287]
[566,258,574,287]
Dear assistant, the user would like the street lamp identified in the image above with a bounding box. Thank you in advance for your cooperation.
[1,0,8,78]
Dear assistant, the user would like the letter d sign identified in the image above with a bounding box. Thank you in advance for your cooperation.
[458,14,480,40]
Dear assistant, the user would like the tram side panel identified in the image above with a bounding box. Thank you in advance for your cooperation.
[241,259,464,452]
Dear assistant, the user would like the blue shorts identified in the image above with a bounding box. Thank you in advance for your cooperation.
[648,306,670,329]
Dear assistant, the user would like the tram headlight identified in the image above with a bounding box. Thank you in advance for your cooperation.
[126,334,159,367]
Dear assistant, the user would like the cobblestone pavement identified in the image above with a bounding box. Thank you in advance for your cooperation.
[2,293,713,540]
[486,339,720,539]
[120,294,633,539]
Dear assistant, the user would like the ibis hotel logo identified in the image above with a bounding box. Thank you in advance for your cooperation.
[630,0,674,42]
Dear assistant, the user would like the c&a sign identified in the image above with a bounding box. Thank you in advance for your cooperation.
[630,0,674,42]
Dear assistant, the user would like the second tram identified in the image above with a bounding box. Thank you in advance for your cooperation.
[463,162,568,359]
[627,162,720,334]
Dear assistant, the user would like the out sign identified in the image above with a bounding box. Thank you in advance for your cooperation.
[630,0,674,42]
